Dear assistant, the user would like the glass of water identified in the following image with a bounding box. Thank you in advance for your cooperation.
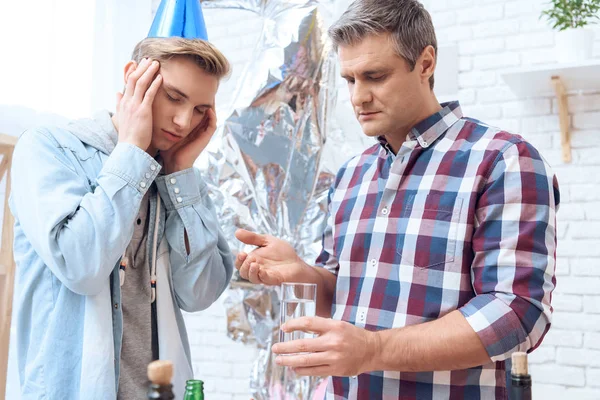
[279,282,317,345]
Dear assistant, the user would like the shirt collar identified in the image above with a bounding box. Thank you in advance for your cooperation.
[378,100,463,152]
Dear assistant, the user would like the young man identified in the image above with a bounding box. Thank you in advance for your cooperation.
[10,37,233,399]
[234,0,559,398]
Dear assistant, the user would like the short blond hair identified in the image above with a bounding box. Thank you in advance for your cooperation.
[131,37,231,80]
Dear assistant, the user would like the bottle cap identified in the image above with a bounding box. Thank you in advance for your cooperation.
[148,360,174,385]
[511,352,528,376]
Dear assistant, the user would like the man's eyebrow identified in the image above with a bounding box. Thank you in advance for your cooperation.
[164,83,212,108]
[163,83,189,100]
[340,68,389,80]
[362,69,388,76]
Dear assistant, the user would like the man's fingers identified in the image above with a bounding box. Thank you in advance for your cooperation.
[235,229,268,247]
[196,110,212,133]
[281,316,332,335]
[291,365,331,377]
[116,92,123,110]
[141,73,163,107]
[235,252,248,269]
[272,337,328,356]
[136,61,160,103]
[258,268,283,286]
[275,351,330,369]
[238,254,260,280]
[124,58,148,98]
[248,262,261,284]
[205,108,217,132]
[238,259,251,280]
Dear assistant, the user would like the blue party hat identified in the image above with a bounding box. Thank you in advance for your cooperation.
[148,0,208,40]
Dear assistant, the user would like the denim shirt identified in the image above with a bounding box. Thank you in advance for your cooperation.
[9,112,233,399]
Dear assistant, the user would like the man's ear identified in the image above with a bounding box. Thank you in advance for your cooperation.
[123,60,138,84]
[418,45,436,86]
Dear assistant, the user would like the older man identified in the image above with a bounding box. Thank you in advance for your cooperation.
[234,0,559,398]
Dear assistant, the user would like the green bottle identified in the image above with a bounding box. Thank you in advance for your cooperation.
[184,379,204,400]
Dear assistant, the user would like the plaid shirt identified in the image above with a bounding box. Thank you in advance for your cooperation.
[316,101,559,400]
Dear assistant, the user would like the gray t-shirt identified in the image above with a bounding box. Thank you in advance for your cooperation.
[117,190,158,399]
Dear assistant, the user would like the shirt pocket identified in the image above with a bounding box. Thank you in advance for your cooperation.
[396,193,464,270]
[59,145,103,191]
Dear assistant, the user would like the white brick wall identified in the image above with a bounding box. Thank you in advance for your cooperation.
[171,1,600,399]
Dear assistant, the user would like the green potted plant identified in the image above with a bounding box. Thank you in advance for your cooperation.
[540,0,600,63]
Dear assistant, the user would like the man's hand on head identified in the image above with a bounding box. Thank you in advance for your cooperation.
[115,58,162,152]
[160,107,218,174]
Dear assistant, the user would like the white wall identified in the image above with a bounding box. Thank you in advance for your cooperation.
[186,1,600,399]
[0,0,152,120]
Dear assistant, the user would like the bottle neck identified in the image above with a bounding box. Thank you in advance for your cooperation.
[511,374,532,387]
[185,379,204,399]
[510,374,532,400]
[147,383,175,400]
[186,379,204,390]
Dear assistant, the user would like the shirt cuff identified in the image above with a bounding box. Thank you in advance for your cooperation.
[155,168,206,211]
[102,143,161,195]
[459,293,529,362]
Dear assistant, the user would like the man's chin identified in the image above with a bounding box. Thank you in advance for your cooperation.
[153,140,175,153]
[360,126,382,138]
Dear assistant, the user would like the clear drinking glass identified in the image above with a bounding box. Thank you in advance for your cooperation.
[279,282,317,344]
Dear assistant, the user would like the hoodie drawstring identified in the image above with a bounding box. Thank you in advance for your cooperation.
[119,193,161,304]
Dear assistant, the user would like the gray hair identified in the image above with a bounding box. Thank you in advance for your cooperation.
[328,0,437,89]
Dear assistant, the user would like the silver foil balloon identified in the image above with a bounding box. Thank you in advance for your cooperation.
[201,0,338,398]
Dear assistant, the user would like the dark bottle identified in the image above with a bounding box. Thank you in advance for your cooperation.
[510,352,532,400]
[184,379,205,400]
[147,360,175,400]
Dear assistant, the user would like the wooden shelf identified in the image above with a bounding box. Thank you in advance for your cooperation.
[501,60,600,98]
[0,136,16,396]
[0,134,17,147]
[501,60,600,163]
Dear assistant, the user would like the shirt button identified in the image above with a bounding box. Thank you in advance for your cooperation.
[114,303,119,309]
[140,181,147,188]
[174,188,180,194]
[176,197,183,203]
[170,178,177,185]
[381,207,388,215]
[150,165,157,171]
[145,173,151,179]
[359,311,366,321]
[370,259,377,267]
